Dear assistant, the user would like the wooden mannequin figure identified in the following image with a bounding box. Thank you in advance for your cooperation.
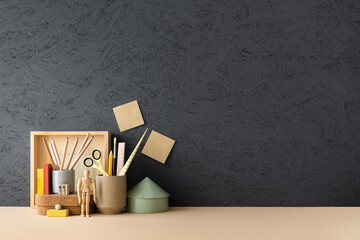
[78,170,96,217]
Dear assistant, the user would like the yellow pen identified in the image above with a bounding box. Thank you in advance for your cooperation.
[108,150,113,176]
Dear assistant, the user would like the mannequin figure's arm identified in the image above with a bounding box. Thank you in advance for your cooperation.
[77,179,82,204]
[92,179,96,204]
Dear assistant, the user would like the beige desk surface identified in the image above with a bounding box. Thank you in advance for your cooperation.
[0,207,359,240]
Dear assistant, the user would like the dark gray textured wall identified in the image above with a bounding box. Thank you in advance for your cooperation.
[0,0,360,206]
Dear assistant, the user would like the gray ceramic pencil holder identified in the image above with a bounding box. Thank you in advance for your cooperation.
[52,170,75,194]
[96,175,126,215]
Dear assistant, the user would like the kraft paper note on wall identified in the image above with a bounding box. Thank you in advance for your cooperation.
[113,100,145,132]
[141,130,175,164]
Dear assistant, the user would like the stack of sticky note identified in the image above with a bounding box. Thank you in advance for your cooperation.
[113,100,176,165]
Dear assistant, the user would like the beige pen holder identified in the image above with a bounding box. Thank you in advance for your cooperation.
[96,175,126,214]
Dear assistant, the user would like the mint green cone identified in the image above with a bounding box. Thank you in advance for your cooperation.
[127,177,170,213]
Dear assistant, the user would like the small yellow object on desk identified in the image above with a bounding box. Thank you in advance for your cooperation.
[47,204,69,217]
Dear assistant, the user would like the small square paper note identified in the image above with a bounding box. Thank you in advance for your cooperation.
[142,130,175,164]
[113,100,145,132]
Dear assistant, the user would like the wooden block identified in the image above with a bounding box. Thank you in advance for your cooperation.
[43,164,52,195]
[47,209,69,217]
[37,169,44,195]
[30,131,111,208]
[141,130,175,164]
[113,100,145,132]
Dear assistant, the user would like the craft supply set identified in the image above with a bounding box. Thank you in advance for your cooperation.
[31,100,175,217]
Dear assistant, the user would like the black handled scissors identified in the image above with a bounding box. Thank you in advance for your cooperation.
[83,149,109,176]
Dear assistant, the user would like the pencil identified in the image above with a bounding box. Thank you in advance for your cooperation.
[69,136,94,170]
[75,133,90,160]
[51,139,61,169]
[42,137,55,169]
[48,141,58,169]
[108,151,113,176]
[50,140,60,169]
[66,137,78,170]
[60,137,69,170]
[69,133,89,169]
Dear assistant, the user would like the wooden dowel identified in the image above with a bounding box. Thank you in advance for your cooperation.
[42,138,55,169]
[51,139,61,169]
[69,136,94,170]
[66,137,78,170]
[48,142,58,169]
[60,137,69,170]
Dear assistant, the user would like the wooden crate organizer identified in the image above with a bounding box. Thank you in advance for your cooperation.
[30,131,110,208]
